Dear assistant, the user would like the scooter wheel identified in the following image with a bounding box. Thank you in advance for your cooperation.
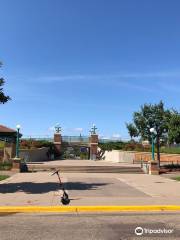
[61,196,70,205]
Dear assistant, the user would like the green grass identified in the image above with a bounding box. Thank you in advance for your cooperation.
[0,175,9,181]
[172,176,180,181]
[160,147,180,154]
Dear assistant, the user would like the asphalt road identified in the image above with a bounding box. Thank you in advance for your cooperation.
[0,212,180,240]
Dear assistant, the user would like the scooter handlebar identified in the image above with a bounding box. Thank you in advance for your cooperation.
[51,169,60,176]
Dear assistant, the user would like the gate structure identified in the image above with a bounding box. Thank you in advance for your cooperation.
[53,125,99,160]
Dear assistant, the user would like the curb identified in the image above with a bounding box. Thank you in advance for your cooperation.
[0,205,180,213]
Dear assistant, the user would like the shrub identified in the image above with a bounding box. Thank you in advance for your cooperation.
[99,141,125,151]
[80,152,88,159]
[0,161,12,170]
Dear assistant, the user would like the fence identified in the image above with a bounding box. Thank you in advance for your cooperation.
[22,135,127,143]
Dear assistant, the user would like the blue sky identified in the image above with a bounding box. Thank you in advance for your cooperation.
[1,0,180,138]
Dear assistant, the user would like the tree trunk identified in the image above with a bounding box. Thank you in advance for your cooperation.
[156,136,160,168]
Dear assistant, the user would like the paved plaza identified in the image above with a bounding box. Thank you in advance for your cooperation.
[0,160,180,206]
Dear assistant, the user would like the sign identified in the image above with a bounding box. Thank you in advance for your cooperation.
[80,147,88,153]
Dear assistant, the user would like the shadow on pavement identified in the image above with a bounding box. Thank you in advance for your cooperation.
[0,182,110,194]
[0,213,18,216]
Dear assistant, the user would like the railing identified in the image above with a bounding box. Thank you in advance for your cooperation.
[62,136,89,143]
[21,136,52,142]
[22,135,89,143]
[99,139,126,143]
[22,135,127,143]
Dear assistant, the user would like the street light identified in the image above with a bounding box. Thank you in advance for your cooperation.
[150,128,156,161]
[15,124,21,158]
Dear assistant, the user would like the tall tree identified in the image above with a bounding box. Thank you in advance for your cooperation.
[132,101,169,168]
[168,110,180,144]
[0,62,11,104]
[126,123,138,140]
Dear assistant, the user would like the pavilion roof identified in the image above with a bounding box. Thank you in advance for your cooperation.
[0,125,23,140]
[0,125,16,133]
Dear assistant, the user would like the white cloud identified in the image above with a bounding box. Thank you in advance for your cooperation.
[73,128,83,132]
[48,126,55,132]
[24,71,180,94]
[31,71,180,83]
[100,136,110,140]
[112,133,121,138]
[10,70,180,98]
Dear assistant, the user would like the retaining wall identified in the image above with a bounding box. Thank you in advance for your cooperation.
[103,150,180,164]
[19,147,50,162]
[103,150,135,163]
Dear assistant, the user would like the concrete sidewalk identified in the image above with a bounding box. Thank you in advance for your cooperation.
[0,171,179,206]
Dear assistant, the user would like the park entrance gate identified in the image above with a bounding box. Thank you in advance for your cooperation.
[53,125,98,160]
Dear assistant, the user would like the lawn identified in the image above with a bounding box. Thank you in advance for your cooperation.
[160,147,180,154]
[172,176,180,181]
[0,175,9,181]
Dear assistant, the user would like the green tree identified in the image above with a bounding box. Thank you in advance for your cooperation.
[132,101,169,168]
[168,110,180,144]
[126,123,138,140]
[0,62,11,104]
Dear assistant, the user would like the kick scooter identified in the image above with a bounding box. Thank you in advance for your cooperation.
[51,169,70,205]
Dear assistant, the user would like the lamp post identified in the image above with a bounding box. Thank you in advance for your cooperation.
[150,128,156,161]
[15,124,21,158]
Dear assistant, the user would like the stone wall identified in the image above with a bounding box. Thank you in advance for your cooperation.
[103,150,135,163]
[19,147,50,162]
[3,145,16,161]
[103,150,180,164]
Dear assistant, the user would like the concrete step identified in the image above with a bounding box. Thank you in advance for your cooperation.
[27,164,144,173]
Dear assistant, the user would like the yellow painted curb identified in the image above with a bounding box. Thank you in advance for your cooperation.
[0,205,180,213]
